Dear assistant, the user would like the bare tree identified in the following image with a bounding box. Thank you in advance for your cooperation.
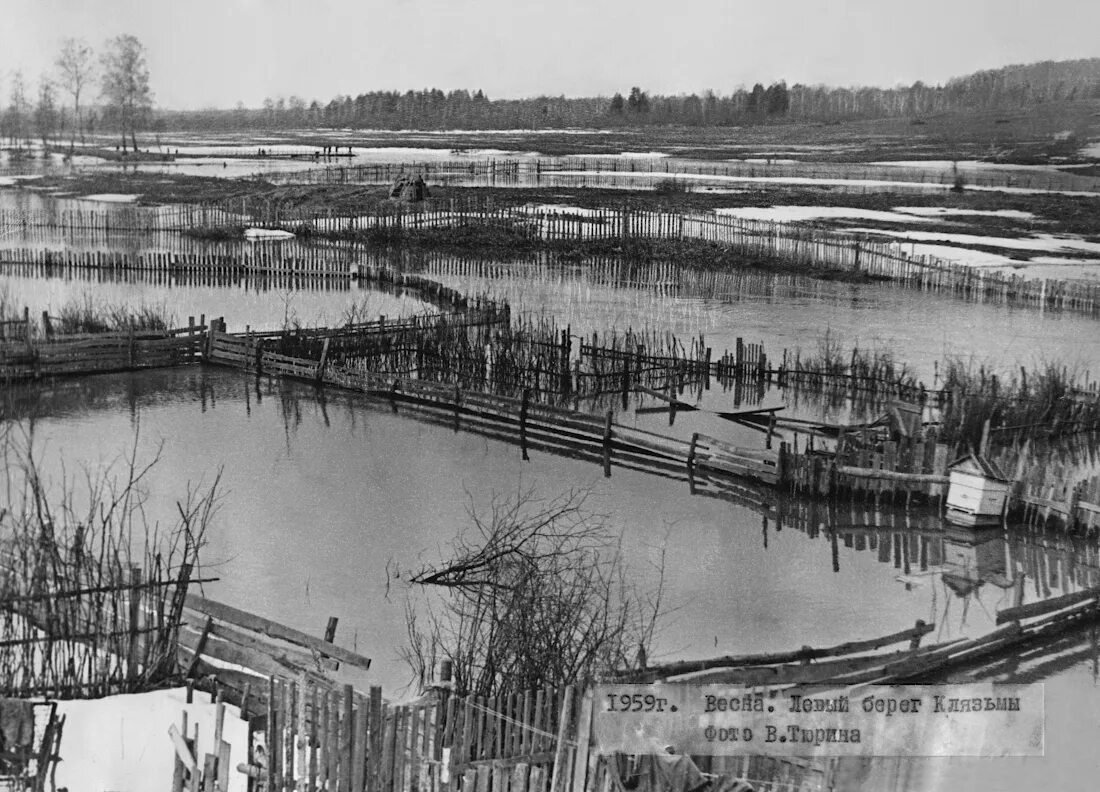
[100,34,153,153]
[56,37,95,148]
[395,487,666,698]
[7,71,29,148]
[34,77,58,148]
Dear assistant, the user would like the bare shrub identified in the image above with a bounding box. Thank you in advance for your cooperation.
[394,486,665,698]
[0,422,219,695]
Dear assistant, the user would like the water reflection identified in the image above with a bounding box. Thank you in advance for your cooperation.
[0,260,427,332]
[5,242,1098,382]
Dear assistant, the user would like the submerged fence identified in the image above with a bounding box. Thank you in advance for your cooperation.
[254,156,1100,194]
[4,254,1100,527]
[5,198,1100,316]
[0,321,206,380]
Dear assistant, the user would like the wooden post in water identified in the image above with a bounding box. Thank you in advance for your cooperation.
[317,337,332,383]
[520,388,530,460]
[602,410,613,478]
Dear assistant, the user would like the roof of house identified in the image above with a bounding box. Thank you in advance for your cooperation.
[948,452,1010,482]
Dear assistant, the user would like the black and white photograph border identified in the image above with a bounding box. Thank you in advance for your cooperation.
[1,1,1099,790]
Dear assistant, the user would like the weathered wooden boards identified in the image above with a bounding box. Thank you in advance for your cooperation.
[1011,467,1100,533]
[170,696,231,792]
[177,593,372,718]
[0,322,205,381]
[825,435,953,504]
[234,678,580,792]
[690,433,779,485]
[616,621,934,684]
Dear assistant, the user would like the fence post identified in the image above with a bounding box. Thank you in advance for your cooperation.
[520,388,530,459]
[568,688,595,792]
[126,565,143,685]
[550,686,575,792]
[602,411,613,478]
[317,337,332,383]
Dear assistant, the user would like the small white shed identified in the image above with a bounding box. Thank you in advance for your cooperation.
[945,453,1011,526]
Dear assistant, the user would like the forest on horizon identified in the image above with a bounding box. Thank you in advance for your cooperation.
[160,58,1100,132]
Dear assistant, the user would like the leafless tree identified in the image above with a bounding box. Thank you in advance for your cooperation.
[100,34,153,153]
[6,71,29,148]
[34,77,58,148]
[56,37,95,148]
[395,486,666,698]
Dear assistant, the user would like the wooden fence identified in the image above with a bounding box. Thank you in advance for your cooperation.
[254,156,1100,194]
[6,198,1100,316]
[172,578,1100,792]
[3,303,1093,527]
[0,204,243,233]
[261,204,1100,316]
[0,245,357,279]
[0,544,197,699]
[0,321,206,381]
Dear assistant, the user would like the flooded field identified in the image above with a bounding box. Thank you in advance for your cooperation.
[4,229,1100,695]
[3,136,1100,792]
[6,366,1097,695]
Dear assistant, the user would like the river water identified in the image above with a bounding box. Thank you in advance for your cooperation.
[6,366,1096,698]
[2,175,1099,705]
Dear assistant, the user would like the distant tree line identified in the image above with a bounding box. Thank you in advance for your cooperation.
[157,58,1100,132]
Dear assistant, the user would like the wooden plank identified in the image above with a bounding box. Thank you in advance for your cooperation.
[284,681,296,790]
[217,740,231,792]
[201,753,217,792]
[370,687,384,792]
[353,695,369,792]
[266,678,278,792]
[328,688,341,791]
[297,675,309,780]
[996,586,1100,624]
[310,685,320,792]
[169,723,198,772]
[212,696,225,791]
[341,685,355,792]
[530,765,547,792]
[837,466,949,484]
[173,712,189,792]
[183,616,214,678]
[409,705,422,792]
[183,594,372,670]
[618,621,936,680]
[549,687,573,792]
[569,689,594,792]
[392,707,406,792]
[190,722,202,792]
[178,626,316,681]
[513,763,531,792]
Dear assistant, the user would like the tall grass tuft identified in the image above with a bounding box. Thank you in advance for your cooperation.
[53,295,173,335]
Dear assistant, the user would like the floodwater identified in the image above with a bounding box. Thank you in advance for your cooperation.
[3,197,1099,382]
[2,154,1100,710]
[6,366,1097,697]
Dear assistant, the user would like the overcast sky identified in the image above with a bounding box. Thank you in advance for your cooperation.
[1,0,1098,110]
